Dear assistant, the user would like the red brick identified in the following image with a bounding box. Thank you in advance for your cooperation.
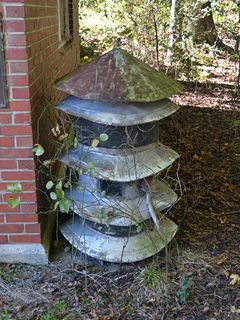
[18,159,35,169]
[7,33,27,46]
[5,48,28,60]
[0,215,4,223]
[0,160,17,169]
[14,113,31,124]
[0,235,8,243]
[9,234,41,243]
[0,136,14,147]
[8,75,29,86]
[0,125,32,135]
[9,101,31,111]
[0,224,24,233]
[25,223,40,233]
[6,214,38,223]
[1,171,35,181]
[0,113,12,124]
[3,20,25,32]
[20,192,36,202]
[20,203,37,212]
[15,136,33,147]
[5,6,25,18]
[12,87,30,99]
[0,148,32,158]
[9,61,28,73]
[0,203,20,213]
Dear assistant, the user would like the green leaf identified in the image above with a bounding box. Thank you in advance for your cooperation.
[32,144,45,156]
[64,181,71,188]
[99,133,109,142]
[73,137,78,148]
[58,199,70,213]
[54,201,59,210]
[50,192,57,200]
[56,188,64,199]
[6,182,22,194]
[87,162,96,170]
[46,181,54,190]
[55,180,63,190]
[233,119,240,127]
[7,196,20,208]
[91,138,100,148]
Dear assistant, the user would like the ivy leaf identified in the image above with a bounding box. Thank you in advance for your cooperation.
[46,181,54,190]
[55,180,63,190]
[58,199,70,213]
[32,144,45,156]
[6,182,22,194]
[56,188,64,199]
[7,196,20,208]
[91,138,100,148]
[99,133,109,142]
[50,192,57,200]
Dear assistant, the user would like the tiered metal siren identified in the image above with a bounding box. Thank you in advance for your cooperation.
[55,47,183,263]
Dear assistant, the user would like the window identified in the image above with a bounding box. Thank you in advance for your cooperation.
[0,14,7,108]
[57,0,73,46]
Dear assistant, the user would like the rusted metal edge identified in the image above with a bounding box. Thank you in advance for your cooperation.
[59,142,180,182]
[66,176,178,226]
[56,96,179,126]
[60,215,178,263]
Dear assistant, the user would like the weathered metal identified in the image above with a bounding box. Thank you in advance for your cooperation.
[60,215,178,263]
[60,142,179,182]
[66,175,178,226]
[55,48,183,102]
[56,47,182,263]
[56,96,179,126]
[76,118,160,148]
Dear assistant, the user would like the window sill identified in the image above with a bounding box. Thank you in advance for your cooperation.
[58,38,73,53]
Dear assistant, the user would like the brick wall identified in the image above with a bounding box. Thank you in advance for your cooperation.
[0,0,80,260]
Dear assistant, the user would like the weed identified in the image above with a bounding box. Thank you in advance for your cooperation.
[178,274,193,305]
[139,267,163,289]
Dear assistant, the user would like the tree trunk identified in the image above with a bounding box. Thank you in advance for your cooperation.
[194,1,234,53]
[165,0,177,65]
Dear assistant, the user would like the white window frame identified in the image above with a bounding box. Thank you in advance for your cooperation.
[57,0,71,47]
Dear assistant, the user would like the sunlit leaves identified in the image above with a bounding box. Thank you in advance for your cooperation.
[32,144,45,156]
[99,133,109,142]
[7,197,20,208]
[6,182,22,194]
[6,182,22,208]
[46,181,54,190]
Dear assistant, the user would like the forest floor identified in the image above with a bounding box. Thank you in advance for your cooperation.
[0,53,239,320]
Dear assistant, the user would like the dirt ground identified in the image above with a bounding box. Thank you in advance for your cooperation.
[0,54,239,320]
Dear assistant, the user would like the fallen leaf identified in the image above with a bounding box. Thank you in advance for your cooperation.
[231,306,240,314]
[217,254,228,265]
[230,274,240,286]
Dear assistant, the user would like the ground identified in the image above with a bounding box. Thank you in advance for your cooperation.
[0,54,239,320]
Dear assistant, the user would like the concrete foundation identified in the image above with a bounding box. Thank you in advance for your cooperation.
[0,244,48,265]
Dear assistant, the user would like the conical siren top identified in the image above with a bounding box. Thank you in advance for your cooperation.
[55,48,183,102]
